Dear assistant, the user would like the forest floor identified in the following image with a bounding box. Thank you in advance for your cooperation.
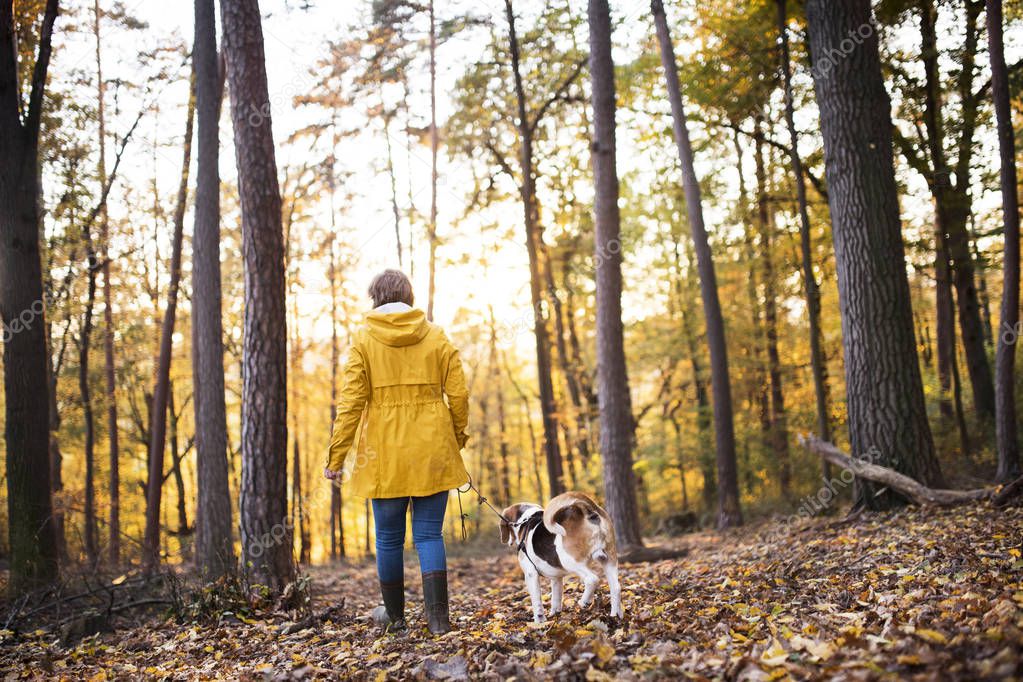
[2,503,1022,680]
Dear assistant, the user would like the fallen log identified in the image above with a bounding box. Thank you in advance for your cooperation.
[992,474,1023,507]
[798,435,992,506]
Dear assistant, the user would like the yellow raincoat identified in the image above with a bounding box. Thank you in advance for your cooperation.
[325,306,469,498]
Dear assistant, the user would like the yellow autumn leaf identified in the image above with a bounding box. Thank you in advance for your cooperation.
[760,638,789,667]
[592,637,616,665]
[915,628,948,645]
[530,651,552,668]
[585,667,614,682]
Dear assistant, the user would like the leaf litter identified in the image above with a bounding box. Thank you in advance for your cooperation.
[1,504,1020,680]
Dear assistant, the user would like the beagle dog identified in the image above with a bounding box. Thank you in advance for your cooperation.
[499,492,622,623]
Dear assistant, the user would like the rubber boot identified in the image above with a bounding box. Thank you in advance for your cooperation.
[371,579,406,634]
[422,570,451,635]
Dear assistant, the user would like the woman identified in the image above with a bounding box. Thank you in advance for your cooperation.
[324,269,469,635]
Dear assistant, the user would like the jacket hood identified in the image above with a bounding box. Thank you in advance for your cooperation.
[365,307,430,347]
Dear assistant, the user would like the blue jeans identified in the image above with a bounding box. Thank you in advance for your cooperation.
[371,491,449,584]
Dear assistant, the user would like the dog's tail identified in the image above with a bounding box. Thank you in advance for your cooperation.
[543,492,608,538]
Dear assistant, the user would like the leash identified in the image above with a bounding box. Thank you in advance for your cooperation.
[456,471,544,574]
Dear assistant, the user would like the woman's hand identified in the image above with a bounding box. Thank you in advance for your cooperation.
[324,467,343,481]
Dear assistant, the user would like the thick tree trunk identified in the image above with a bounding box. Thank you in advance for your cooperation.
[1,0,61,591]
[987,0,1021,482]
[652,0,741,528]
[776,0,832,463]
[143,87,195,572]
[806,0,944,510]
[192,0,235,579]
[221,0,295,591]
[505,0,565,496]
[753,121,791,497]
[588,0,644,549]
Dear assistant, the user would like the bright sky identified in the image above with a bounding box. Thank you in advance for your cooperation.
[45,0,666,363]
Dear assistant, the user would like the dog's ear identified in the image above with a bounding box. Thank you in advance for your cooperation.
[500,505,520,546]
[499,518,512,545]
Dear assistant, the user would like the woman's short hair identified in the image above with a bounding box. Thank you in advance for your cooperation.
[368,269,414,308]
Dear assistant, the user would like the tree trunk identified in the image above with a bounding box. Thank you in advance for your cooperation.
[753,120,791,497]
[221,0,296,591]
[426,0,438,321]
[503,348,545,500]
[327,199,344,559]
[504,0,565,496]
[776,0,832,465]
[673,232,715,511]
[652,0,742,528]
[92,0,122,566]
[143,85,195,572]
[561,252,598,456]
[806,0,943,509]
[935,229,955,418]
[544,246,591,471]
[734,129,772,476]
[382,107,403,268]
[192,0,235,580]
[917,0,995,420]
[288,286,310,565]
[588,0,644,548]
[489,310,513,506]
[985,0,1021,481]
[940,243,972,456]
[79,224,100,566]
[1,0,60,586]
[168,386,190,560]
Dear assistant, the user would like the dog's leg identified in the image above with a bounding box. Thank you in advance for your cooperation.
[605,561,622,617]
[578,568,600,608]
[523,566,545,623]
[549,576,563,616]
